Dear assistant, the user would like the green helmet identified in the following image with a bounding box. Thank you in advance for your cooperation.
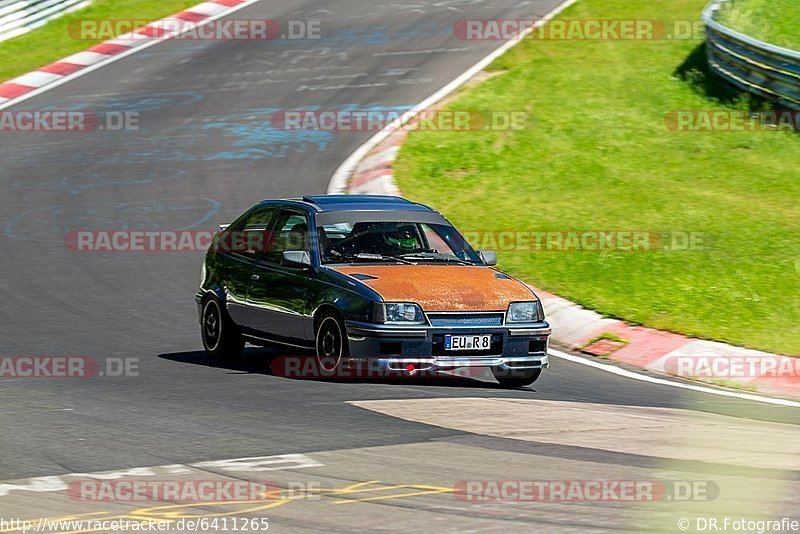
[384,225,418,252]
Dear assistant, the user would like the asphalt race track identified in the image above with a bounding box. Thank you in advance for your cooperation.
[0,0,798,531]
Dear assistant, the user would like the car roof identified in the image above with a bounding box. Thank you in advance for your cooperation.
[261,195,436,213]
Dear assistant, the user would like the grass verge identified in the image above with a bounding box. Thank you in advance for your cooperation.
[0,0,202,83]
[717,0,800,50]
[394,0,800,355]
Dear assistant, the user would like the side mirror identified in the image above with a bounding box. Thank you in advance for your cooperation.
[219,223,230,231]
[479,250,497,266]
[282,250,311,268]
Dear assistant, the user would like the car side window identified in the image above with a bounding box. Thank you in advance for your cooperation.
[261,210,310,265]
[222,206,280,256]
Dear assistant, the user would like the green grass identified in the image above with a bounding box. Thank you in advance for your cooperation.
[0,0,201,82]
[717,0,800,50]
[394,0,800,355]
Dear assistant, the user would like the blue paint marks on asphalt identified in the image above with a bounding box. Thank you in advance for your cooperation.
[166,107,335,160]
[3,104,415,170]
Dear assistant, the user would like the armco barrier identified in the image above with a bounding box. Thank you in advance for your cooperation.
[703,0,800,109]
[0,0,88,43]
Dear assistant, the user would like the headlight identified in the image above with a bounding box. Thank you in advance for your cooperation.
[507,301,543,323]
[372,302,425,324]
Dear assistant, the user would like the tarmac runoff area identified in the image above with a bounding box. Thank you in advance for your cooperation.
[0,398,797,533]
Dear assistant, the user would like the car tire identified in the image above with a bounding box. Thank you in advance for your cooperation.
[491,367,542,388]
[201,296,244,363]
[315,311,348,374]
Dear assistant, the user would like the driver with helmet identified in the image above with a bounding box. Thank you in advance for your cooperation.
[382,224,421,255]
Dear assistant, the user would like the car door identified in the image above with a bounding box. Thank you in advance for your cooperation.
[215,205,280,329]
[247,208,313,345]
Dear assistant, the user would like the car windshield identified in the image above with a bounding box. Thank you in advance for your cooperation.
[318,220,482,265]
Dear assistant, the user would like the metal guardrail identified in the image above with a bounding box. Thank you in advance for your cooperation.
[0,0,89,43]
[703,0,800,110]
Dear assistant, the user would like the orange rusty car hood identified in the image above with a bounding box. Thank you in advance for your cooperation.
[330,265,535,312]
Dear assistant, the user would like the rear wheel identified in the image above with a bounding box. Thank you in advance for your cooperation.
[315,312,348,373]
[491,367,542,388]
[201,296,244,363]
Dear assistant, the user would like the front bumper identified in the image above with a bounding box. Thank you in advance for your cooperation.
[344,320,550,372]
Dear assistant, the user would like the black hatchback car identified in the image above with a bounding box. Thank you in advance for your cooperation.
[196,195,550,387]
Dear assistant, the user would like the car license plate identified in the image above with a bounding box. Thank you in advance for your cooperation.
[444,334,492,351]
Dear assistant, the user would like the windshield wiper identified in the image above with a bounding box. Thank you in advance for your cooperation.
[399,252,474,265]
[351,253,416,264]
[328,251,470,265]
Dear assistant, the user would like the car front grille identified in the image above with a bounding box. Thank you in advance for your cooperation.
[426,313,504,327]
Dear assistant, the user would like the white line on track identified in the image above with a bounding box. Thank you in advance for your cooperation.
[0,454,323,497]
[549,348,800,408]
[0,0,265,112]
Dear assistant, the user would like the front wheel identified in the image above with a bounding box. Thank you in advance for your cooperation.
[315,312,348,373]
[201,297,244,363]
[491,367,542,388]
